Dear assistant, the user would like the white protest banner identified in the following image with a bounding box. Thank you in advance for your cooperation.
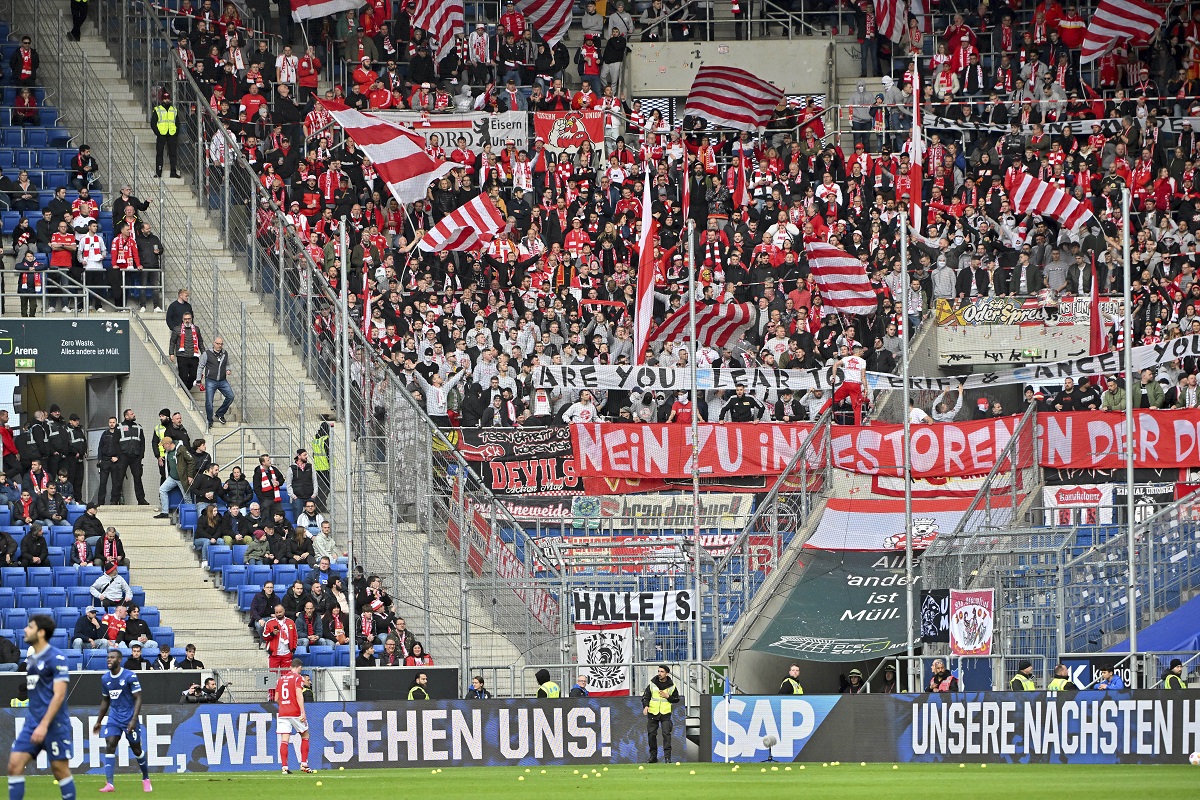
[571,590,696,623]
[374,110,528,153]
[533,334,1200,392]
[575,622,634,697]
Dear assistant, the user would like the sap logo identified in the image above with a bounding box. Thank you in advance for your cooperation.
[712,698,816,760]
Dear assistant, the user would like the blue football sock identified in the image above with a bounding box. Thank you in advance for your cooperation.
[104,753,116,785]
[136,750,149,780]
[8,776,25,800]
[58,776,75,800]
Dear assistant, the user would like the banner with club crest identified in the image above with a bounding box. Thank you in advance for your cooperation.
[949,589,995,656]
[575,622,634,697]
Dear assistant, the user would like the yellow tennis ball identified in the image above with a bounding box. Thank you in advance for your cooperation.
[638,766,644,770]
[822,763,829,767]
[784,766,792,772]
[760,768,766,773]
[582,774,588,780]
[959,764,966,768]
[518,777,524,782]
[861,762,867,767]
[541,770,547,774]
[799,765,805,769]
[603,767,608,772]
[690,770,696,775]
[892,765,899,770]
[315,781,323,787]
[981,764,987,769]
[574,770,579,774]
[525,768,531,773]
[338,767,344,771]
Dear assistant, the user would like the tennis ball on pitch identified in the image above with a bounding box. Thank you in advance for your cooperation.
[981,764,987,768]
[525,768,531,773]
[959,763,966,768]
[339,767,344,771]
[892,765,899,770]
[785,766,792,771]
[861,761,867,766]
[541,769,547,774]
[573,769,579,774]
[518,777,524,782]
[638,766,644,770]
[315,781,322,787]
[430,770,437,775]
[760,768,766,773]
[690,770,696,775]
[582,774,588,780]
[799,765,805,769]
[603,767,609,772]
[822,762,829,767]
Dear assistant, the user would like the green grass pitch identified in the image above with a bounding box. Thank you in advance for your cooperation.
[15,762,1200,798]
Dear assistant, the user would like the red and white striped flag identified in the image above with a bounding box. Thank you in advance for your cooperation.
[648,301,754,351]
[516,0,573,47]
[417,194,506,253]
[411,0,464,65]
[1005,172,1097,233]
[876,0,907,42]
[909,68,923,230]
[683,66,784,132]
[320,101,455,206]
[634,168,658,364]
[804,241,878,315]
[290,0,361,20]
[1080,0,1164,64]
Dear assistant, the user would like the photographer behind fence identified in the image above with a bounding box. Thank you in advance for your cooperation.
[181,677,229,704]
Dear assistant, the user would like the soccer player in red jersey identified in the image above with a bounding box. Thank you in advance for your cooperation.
[275,661,314,774]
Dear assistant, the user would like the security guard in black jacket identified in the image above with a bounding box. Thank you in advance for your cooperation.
[718,385,766,422]
[115,409,148,506]
[1163,658,1188,689]
[95,417,121,506]
[65,414,87,496]
[14,424,45,474]
[45,405,70,479]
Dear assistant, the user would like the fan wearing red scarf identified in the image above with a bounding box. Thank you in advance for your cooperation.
[252,453,286,521]
[168,312,205,390]
[9,36,38,86]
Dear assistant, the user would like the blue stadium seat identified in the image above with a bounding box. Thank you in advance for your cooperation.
[0,589,12,609]
[0,610,23,632]
[167,487,184,512]
[27,567,53,588]
[246,565,271,587]
[24,130,48,149]
[177,503,196,530]
[151,627,173,648]
[66,505,85,525]
[13,150,31,169]
[295,565,310,585]
[221,565,246,591]
[0,506,8,525]
[236,585,260,611]
[207,546,233,572]
[0,568,25,588]
[78,566,102,587]
[41,587,67,608]
[14,587,38,608]
[63,650,83,671]
[334,645,350,667]
[2,130,21,149]
[272,565,297,587]
[50,528,74,550]
[54,608,79,632]
[131,587,145,608]
[117,566,129,582]
[140,607,160,627]
[37,149,58,169]
[231,544,248,565]
[307,645,334,667]
[67,587,92,609]
[27,609,53,626]
[52,566,78,587]
[47,547,65,567]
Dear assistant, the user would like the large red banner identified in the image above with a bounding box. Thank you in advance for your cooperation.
[573,410,1200,479]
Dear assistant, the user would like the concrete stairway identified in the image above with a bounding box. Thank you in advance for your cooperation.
[56,20,528,671]
[99,506,262,668]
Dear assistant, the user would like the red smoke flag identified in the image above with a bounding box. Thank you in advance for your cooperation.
[633,168,658,365]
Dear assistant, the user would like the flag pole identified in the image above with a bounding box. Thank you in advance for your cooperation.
[339,217,358,700]
[900,213,915,692]
[1122,188,1138,671]
[688,217,702,667]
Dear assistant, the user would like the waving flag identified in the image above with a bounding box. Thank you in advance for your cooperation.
[1089,254,1108,356]
[876,0,907,42]
[648,302,754,350]
[1080,0,1165,64]
[411,0,465,65]
[683,66,784,132]
[517,0,573,47]
[290,0,361,20]
[634,167,658,364]
[909,68,923,230]
[1005,172,1096,233]
[804,241,878,315]
[320,101,455,205]
[417,194,506,252]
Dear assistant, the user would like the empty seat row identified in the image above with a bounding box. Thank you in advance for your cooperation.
[219,561,348,592]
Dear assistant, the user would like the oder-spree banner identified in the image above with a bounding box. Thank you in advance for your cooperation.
[0,699,683,771]
[573,410,1200,479]
[535,334,1200,391]
[703,691,1200,763]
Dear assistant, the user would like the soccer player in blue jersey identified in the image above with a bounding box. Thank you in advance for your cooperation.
[94,649,151,793]
[6,615,75,800]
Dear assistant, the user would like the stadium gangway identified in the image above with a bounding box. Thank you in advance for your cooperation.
[0,268,159,319]
[211,425,304,476]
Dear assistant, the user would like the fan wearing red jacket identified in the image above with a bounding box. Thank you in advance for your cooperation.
[263,604,297,698]
[275,662,315,774]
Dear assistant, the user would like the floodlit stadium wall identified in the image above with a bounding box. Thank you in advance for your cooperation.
[0,699,686,772]
[701,691,1200,764]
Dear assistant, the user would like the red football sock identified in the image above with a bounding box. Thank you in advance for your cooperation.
[279,741,289,767]
[300,739,309,764]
